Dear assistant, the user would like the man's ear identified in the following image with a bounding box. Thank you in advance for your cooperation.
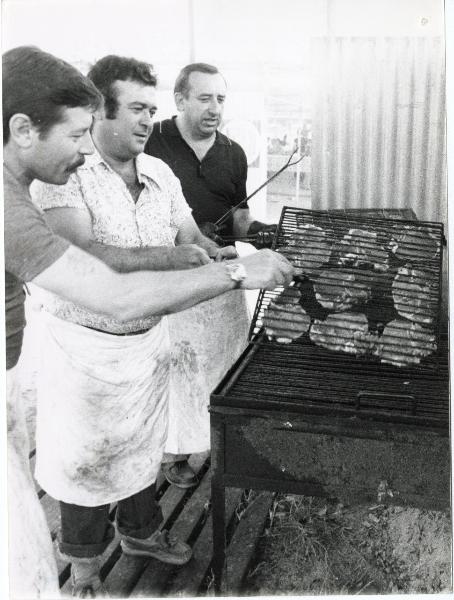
[174,92,185,112]
[93,105,106,121]
[8,113,35,148]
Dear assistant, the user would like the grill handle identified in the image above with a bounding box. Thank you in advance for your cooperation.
[356,391,417,416]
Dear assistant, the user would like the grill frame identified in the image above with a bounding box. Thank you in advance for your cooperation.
[210,207,450,592]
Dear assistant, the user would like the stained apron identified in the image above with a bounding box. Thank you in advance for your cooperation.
[165,290,250,455]
[35,313,170,506]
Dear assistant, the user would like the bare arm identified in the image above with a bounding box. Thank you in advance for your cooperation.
[176,215,238,261]
[31,245,295,323]
[44,207,212,271]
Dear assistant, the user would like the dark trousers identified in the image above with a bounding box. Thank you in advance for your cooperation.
[59,483,163,559]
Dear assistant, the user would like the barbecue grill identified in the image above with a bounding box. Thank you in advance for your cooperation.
[210,207,450,591]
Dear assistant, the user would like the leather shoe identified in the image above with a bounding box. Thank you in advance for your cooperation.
[121,529,192,565]
[162,460,198,488]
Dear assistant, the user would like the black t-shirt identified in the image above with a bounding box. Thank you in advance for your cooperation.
[3,165,70,370]
[145,117,248,238]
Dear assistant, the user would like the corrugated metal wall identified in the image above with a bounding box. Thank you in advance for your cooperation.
[311,37,447,224]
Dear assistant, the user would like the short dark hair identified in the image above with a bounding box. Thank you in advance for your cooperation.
[87,55,157,119]
[2,46,102,144]
[174,63,224,97]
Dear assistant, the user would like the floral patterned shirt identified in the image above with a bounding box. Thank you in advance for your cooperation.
[31,150,192,333]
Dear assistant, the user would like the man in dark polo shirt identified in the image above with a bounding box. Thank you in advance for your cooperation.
[3,47,295,597]
[145,62,276,245]
[145,63,278,487]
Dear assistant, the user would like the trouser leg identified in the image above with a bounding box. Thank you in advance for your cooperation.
[59,502,114,559]
[7,367,61,598]
[115,483,163,539]
[59,482,162,559]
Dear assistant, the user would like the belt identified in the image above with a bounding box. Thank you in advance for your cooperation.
[82,325,151,336]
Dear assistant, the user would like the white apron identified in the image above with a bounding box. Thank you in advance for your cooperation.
[35,313,170,506]
[166,290,250,455]
[7,367,61,599]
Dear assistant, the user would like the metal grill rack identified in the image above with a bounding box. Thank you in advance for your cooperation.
[250,208,444,371]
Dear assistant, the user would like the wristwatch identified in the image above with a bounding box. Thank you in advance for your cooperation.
[225,263,247,288]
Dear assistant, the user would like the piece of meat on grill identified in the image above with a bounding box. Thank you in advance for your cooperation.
[310,312,379,355]
[388,226,440,262]
[313,269,372,311]
[281,224,332,275]
[334,228,389,272]
[375,319,436,367]
[263,286,311,343]
[392,265,438,326]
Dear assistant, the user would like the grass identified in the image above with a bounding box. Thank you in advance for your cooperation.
[245,494,418,595]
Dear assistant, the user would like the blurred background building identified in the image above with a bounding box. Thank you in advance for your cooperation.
[2,0,446,220]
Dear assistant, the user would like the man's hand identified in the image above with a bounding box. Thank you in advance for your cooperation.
[247,221,279,249]
[169,244,211,269]
[233,249,295,290]
[210,245,239,262]
[198,222,224,246]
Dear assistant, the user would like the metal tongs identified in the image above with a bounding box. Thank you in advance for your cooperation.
[202,148,303,244]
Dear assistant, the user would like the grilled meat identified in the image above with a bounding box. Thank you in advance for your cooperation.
[263,286,311,343]
[310,312,378,355]
[335,228,389,272]
[388,226,440,262]
[313,269,372,311]
[281,224,332,275]
[376,319,436,367]
[392,265,438,326]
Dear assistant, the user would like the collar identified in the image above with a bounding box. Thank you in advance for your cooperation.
[83,147,166,189]
[162,116,232,146]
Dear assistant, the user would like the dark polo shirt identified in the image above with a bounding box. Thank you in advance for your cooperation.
[145,117,248,238]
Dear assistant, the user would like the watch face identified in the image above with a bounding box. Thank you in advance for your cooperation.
[227,263,246,282]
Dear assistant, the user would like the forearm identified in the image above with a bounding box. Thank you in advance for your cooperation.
[32,245,237,322]
[116,262,237,320]
[85,240,177,272]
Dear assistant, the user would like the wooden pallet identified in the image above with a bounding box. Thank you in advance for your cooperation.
[33,451,274,597]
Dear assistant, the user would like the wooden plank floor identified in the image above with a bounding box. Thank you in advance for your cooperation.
[32,451,275,597]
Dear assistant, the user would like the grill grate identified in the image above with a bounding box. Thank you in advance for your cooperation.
[212,333,449,429]
[250,208,444,371]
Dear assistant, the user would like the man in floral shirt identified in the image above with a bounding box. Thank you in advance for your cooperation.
[31,55,244,597]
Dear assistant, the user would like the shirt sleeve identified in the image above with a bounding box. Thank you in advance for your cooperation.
[31,173,87,211]
[157,161,192,230]
[4,184,70,283]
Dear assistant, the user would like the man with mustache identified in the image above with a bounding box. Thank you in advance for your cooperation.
[30,55,295,597]
[145,63,278,487]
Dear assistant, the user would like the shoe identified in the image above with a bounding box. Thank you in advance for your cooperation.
[162,460,198,488]
[71,573,109,598]
[120,529,192,565]
[70,557,109,598]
